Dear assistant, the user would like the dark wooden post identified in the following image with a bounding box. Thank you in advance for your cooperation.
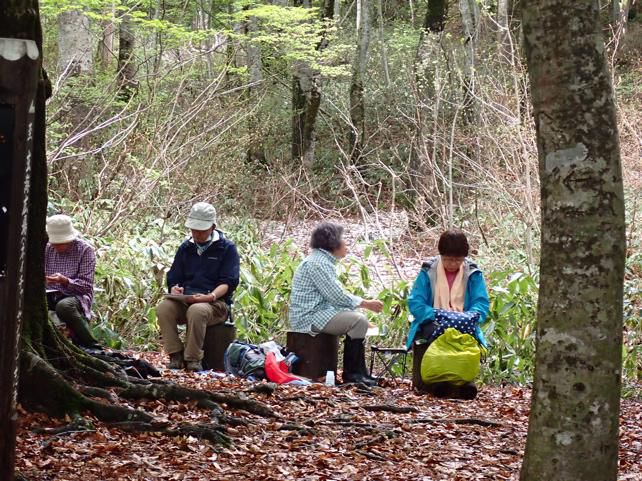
[0,36,40,479]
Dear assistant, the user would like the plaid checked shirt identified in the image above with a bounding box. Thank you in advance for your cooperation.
[45,238,96,318]
[288,249,363,333]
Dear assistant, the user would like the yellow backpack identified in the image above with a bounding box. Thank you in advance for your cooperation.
[420,328,487,385]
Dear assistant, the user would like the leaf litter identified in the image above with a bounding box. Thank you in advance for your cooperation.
[15,351,642,481]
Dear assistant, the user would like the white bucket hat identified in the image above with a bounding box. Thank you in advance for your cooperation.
[46,215,79,244]
[185,202,217,230]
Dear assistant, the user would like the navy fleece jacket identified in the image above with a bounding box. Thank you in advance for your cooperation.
[166,231,240,304]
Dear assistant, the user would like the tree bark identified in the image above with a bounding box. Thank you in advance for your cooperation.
[348,0,371,163]
[58,9,93,76]
[409,0,449,222]
[98,7,115,70]
[291,0,334,167]
[117,8,136,100]
[519,1,626,480]
[243,13,266,164]
[0,4,42,479]
[459,0,479,125]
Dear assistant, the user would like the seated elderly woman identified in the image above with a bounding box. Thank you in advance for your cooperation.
[289,222,383,386]
[407,229,490,398]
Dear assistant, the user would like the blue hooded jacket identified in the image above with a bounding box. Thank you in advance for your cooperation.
[406,256,489,350]
[167,230,240,304]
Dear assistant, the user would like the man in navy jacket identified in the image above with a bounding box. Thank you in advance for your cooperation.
[157,202,240,371]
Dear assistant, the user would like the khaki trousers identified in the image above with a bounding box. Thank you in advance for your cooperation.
[157,299,228,361]
[317,310,369,340]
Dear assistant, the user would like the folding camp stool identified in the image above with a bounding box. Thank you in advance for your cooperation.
[368,346,409,385]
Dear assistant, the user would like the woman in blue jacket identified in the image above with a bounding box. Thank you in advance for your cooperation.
[407,229,489,398]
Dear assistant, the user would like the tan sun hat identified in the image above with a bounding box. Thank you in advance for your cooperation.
[46,215,79,244]
[185,202,217,230]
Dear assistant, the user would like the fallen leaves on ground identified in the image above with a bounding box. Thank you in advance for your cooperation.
[15,351,642,481]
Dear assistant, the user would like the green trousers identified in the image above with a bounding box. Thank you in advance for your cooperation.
[55,297,99,348]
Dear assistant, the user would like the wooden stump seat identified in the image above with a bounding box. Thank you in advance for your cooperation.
[202,322,237,371]
[286,331,339,381]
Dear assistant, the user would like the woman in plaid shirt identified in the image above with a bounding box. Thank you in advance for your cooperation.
[289,222,383,386]
[45,215,100,348]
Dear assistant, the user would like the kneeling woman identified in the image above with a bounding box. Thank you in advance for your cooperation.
[407,229,490,398]
[289,222,383,386]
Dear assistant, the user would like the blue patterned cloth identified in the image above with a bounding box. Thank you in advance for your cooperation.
[430,309,480,341]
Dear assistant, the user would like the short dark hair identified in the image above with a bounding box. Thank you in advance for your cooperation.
[310,222,344,252]
[438,229,469,257]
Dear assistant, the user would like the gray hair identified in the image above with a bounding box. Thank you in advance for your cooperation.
[310,222,344,252]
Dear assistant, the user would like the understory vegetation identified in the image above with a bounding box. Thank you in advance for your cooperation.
[42,0,641,391]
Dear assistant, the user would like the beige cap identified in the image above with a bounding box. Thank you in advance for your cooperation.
[185,202,217,230]
[46,215,79,244]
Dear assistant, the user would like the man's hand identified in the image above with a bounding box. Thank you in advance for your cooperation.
[362,299,384,313]
[187,293,215,304]
[46,273,69,286]
[170,285,184,295]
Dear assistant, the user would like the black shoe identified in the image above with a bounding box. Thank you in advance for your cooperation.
[343,337,376,387]
[456,382,478,400]
[168,351,185,370]
[427,382,454,398]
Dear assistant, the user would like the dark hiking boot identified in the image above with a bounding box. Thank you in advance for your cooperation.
[168,351,184,370]
[456,382,478,400]
[356,339,379,384]
[343,337,376,387]
[185,360,203,372]
[427,382,455,398]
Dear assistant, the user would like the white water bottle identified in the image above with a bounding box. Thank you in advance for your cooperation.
[325,370,335,386]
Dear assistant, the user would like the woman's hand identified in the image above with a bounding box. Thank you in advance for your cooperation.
[170,285,184,295]
[362,299,384,313]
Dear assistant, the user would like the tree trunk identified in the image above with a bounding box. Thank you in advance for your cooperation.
[409,0,449,223]
[497,0,510,49]
[612,0,633,38]
[58,9,93,76]
[98,6,115,70]
[243,14,266,165]
[459,0,479,125]
[0,4,42,479]
[291,0,334,167]
[348,0,371,163]
[117,9,136,100]
[519,1,626,480]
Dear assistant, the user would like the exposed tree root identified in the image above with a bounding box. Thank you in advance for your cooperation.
[409,417,502,427]
[108,421,231,446]
[119,382,279,418]
[33,417,95,436]
[19,316,273,449]
[78,385,119,402]
[20,351,151,422]
[362,404,418,414]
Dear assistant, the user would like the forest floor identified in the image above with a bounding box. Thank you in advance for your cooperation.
[15,352,642,481]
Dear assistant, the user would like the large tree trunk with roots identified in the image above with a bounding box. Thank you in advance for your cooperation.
[0,4,42,479]
[519,1,626,480]
[0,4,279,479]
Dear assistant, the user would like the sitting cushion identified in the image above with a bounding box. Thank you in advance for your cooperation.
[430,309,480,341]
